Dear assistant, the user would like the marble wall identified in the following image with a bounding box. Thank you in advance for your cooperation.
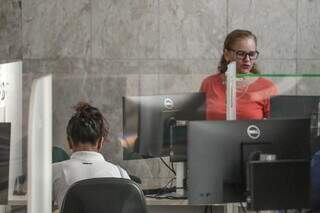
[1,0,320,189]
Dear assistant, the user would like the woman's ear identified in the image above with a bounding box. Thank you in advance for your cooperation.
[97,137,104,151]
[67,138,73,150]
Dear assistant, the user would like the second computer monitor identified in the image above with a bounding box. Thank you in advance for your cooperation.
[123,92,205,159]
[0,123,11,204]
[270,95,320,154]
[187,118,311,204]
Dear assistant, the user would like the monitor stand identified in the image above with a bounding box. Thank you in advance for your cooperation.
[162,161,187,199]
[175,162,186,197]
[168,118,187,199]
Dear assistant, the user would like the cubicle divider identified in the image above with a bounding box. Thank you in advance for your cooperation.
[27,74,52,213]
[0,61,25,209]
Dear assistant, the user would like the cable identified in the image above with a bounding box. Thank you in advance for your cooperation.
[203,205,214,213]
[240,202,247,213]
[157,177,175,195]
[160,157,176,175]
[204,205,208,213]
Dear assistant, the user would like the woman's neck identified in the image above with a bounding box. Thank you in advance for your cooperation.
[72,143,99,152]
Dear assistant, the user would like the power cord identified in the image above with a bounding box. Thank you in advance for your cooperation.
[203,205,213,213]
[160,157,176,175]
[240,202,247,213]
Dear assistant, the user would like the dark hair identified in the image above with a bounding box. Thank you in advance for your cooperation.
[218,29,260,73]
[66,102,109,145]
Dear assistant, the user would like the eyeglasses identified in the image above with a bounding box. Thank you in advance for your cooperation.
[227,49,259,60]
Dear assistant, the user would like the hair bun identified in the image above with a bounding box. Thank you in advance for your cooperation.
[74,102,92,113]
[67,102,109,144]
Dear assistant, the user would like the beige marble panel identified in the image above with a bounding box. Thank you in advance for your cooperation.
[229,0,297,59]
[53,73,127,161]
[23,58,90,74]
[23,60,129,162]
[192,73,212,92]
[22,0,91,58]
[90,59,158,74]
[0,0,22,60]
[92,0,159,59]
[157,59,218,91]
[125,74,140,96]
[296,60,320,95]
[159,0,227,59]
[298,0,320,58]
[158,59,218,74]
[140,74,159,95]
[159,74,195,94]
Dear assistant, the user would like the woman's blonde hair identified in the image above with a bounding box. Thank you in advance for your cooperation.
[218,29,260,74]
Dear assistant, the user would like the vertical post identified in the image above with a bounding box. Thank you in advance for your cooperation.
[0,61,25,209]
[168,118,186,197]
[226,62,237,120]
[175,162,185,196]
[225,62,237,212]
[27,75,52,213]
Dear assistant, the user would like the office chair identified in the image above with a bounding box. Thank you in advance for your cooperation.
[60,177,148,213]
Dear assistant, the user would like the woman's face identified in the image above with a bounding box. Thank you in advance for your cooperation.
[224,37,258,74]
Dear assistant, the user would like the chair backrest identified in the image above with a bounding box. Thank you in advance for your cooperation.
[60,177,148,213]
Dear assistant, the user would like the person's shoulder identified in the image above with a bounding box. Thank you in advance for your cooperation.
[52,160,70,181]
[254,77,277,90]
[118,166,130,179]
[202,73,220,82]
[256,77,275,85]
[102,161,130,179]
[255,77,278,93]
[52,159,72,172]
[201,73,220,89]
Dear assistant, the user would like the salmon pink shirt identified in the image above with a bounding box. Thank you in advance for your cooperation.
[200,73,278,120]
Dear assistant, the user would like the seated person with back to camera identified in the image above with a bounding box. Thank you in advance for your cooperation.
[52,102,130,211]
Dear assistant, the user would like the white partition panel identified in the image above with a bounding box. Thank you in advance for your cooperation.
[27,74,52,213]
[0,61,24,205]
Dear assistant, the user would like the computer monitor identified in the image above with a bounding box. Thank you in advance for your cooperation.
[270,95,320,154]
[187,118,311,205]
[122,92,205,160]
[271,95,320,118]
[0,123,11,204]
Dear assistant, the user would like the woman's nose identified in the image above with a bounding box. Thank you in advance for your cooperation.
[243,54,250,61]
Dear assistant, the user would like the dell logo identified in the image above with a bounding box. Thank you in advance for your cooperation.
[247,125,261,139]
[164,98,174,110]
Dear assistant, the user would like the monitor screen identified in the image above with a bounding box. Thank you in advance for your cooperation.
[270,95,320,118]
[187,118,311,204]
[270,95,320,154]
[122,92,205,160]
[0,123,11,204]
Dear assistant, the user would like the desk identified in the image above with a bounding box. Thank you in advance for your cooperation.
[146,198,238,213]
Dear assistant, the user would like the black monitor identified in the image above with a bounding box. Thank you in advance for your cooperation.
[270,95,320,154]
[270,95,320,119]
[0,123,11,204]
[122,92,205,160]
[187,119,311,207]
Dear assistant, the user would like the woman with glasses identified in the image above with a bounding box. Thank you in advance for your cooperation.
[200,29,277,120]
